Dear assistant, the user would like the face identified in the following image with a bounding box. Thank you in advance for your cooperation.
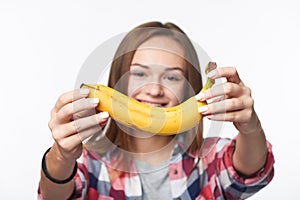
[128,36,187,107]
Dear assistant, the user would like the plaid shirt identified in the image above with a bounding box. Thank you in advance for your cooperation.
[38,137,274,200]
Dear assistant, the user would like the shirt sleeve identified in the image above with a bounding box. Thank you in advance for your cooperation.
[218,138,275,199]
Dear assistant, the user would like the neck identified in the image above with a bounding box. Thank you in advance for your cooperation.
[130,132,176,165]
[131,134,174,153]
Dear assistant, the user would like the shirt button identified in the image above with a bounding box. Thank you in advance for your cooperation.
[173,169,178,175]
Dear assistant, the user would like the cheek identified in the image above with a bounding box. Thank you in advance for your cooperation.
[166,83,186,103]
[127,78,142,97]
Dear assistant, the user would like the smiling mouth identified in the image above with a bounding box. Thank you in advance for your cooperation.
[139,100,167,107]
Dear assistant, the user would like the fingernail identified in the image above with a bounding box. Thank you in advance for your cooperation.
[207,69,217,78]
[198,105,208,113]
[99,112,109,119]
[80,88,89,95]
[195,92,205,101]
[89,98,99,105]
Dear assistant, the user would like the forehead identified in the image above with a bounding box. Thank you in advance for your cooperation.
[132,36,186,68]
[138,36,185,57]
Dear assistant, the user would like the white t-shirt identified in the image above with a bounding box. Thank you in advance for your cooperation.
[135,159,172,200]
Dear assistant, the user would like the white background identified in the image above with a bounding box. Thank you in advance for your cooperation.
[0,0,299,199]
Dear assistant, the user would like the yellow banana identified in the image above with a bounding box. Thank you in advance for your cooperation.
[80,62,215,135]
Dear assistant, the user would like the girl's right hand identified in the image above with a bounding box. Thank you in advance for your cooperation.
[48,88,109,162]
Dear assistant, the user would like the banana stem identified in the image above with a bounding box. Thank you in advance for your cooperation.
[200,61,216,93]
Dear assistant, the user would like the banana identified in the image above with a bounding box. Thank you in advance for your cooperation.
[80,62,215,135]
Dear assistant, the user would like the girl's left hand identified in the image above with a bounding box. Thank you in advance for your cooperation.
[196,67,262,135]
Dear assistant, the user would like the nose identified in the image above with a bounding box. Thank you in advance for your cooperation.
[145,83,164,96]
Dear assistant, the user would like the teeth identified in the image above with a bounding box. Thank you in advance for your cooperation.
[142,101,162,107]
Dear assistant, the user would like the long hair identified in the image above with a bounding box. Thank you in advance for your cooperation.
[84,21,203,174]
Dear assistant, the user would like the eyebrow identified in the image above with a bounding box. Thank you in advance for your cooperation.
[131,63,185,73]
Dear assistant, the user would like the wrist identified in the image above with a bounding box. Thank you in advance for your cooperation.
[238,123,264,135]
[235,111,263,135]
[42,147,78,184]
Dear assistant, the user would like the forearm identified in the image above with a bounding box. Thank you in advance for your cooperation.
[39,144,76,199]
[232,121,268,176]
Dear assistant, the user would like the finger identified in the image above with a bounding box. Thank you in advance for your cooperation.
[205,109,251,123]
[55,133,84,151]
[51,112,109,148]
[198,98,245,115]
[207,67,243,85]
[51,125,83,150]
[209,95,227,103]
[56,98,99,123]
[72,107,97,120]
[68,112,109,135]
[196,82,242,101]
[72,98,100,119]
[53,88,90,113]
[77,124,103,142]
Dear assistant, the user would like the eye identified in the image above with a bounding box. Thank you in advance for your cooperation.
[164,74,183,81]
[130,71,146,77]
